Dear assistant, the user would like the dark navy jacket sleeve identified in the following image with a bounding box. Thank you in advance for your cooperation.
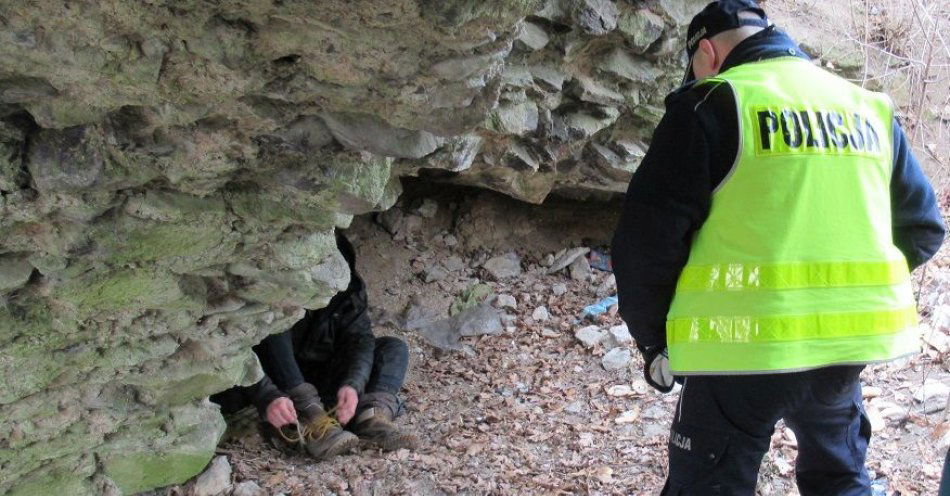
[889,119,946,270]
[611,96,715,351]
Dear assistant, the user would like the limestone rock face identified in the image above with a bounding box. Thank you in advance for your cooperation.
[0,0,703,493]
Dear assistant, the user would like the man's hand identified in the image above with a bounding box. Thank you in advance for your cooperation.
[336,385,359,425]
[642,346,675,393]
[265,397,298,428]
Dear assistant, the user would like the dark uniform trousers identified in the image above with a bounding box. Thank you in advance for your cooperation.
[939,449,950,496]
[661,365,872,496]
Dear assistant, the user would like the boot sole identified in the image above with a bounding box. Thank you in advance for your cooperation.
[308,433,360,461]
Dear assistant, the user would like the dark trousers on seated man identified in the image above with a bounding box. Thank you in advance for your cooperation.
[212,232,415,460]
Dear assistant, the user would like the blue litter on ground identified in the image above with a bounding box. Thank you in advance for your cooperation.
[582,295,618,319]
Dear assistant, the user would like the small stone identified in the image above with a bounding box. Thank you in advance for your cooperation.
[568,76,625,106]
[483,252,523,280]
[443,255,465,272]
[425,134,483,172]
[595,273,617,297]
[0,254,33,292]
[455,303,504,337]
[598,48,661,83]
[504,143,539,171]
[516,21,550,51]
[377,208,404,236]
[565,400,586,414]
[913,379,950,403]
[529,65,568,92]
[552,283,568,296]
[642,405,666,420]
[558,107,621,139]
[602,347,632,371]
[865,404,886,433]
[532,306,550,321]
[417,198,438,218]
[542,253,555,267]
[232,481,265,496]
[617,8,666,53]
[547,247,589,274]
[495,101,540,137]
[575,325,606,348]
[642,422,667,438]
[193,456,231,496]
[606,384,635,397]
[501,65,534,88]
[569,255,592,281]
[614,408,640,424]
[571,0,619,35]
[443,234,458,247]
[879,404,909,421]
[630,376,650,395]
[424,265,448,283]
[922,327,950,354]
[607,323,633,347]
[541,328,559,338]
[495,294,518,309]
[399,215,423,240]
[27,125,104,193]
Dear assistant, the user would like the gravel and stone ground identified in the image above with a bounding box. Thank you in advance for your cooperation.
[157,184,950,496]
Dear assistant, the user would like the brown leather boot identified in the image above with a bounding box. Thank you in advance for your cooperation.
[349,392,418,451]
[284,383,358,460]
[299,406,359,460]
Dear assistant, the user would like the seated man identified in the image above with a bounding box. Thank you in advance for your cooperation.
[212,232,416,460]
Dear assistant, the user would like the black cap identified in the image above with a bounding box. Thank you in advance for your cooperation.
[683,1,769,83]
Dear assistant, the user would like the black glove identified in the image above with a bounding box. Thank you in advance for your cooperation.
[641,346,675,393]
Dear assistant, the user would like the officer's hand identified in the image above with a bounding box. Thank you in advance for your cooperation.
[336,386,359,425]
[642,346,675,393]
[265,397,298,428]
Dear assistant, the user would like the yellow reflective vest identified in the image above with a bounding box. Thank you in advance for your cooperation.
[666,57,919,374]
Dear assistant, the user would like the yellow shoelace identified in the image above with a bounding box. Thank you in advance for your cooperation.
[278,405,341,446]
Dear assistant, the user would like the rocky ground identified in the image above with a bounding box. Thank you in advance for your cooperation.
[157,182,950,496]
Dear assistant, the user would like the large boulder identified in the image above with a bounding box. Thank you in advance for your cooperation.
[0,0,707,493]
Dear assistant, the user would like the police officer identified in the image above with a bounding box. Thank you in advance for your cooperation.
[611,1,946,494]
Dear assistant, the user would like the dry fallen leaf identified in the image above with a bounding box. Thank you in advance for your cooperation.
[615,408,641,424]
[593,466,614,484]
